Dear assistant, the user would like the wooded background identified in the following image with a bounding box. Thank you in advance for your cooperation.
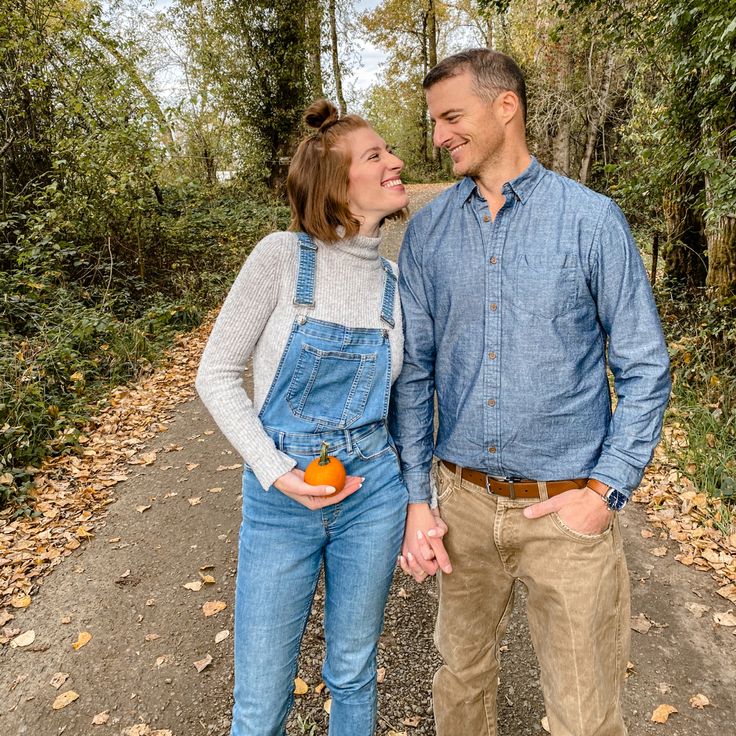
[1,0,734,513]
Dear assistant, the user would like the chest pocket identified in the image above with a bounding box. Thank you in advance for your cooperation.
[507,253,581,318]
[286,344,378,429]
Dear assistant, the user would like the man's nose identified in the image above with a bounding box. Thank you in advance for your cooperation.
[433,121,447,148]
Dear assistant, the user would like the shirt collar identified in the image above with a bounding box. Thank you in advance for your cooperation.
[455,156,545,207]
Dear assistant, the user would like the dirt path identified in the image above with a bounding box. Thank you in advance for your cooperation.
[1,184,735,736]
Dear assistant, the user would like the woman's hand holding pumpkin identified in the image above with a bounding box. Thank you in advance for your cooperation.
[273,468,363,510]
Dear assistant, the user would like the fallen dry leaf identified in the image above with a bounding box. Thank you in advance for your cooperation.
[403,715,422,727]
[630,614,652,634]
[187,496,202,506]
[717,584,736,604]
[72,631,92,650]
[0,610,14,626]
[294,677,309,695]
[397,588,410,598]
[92,710,110,725]
[135,504,152,513]
[713,610,736,627]
[685,602,710,618]
[49,672,69,689]
[199,573,216,584]
[208,487,223,493]
[641,529,654,538]
[186,463,200,471]
[377,667,386,684]
[10,629,36,648]
[649,547,668,557]
[387,732,407,736]
[60,616,72,625]
[10,594,31,609]
[324,698,332,714]
[315,682,326,694]
[52,690,80,710]
[651,704,677,723]
[184,581,203,592]
[216,463,242,471]
[215,630,229,644]
[193,654,213,672]
[144,633,160,642]
[689,693,710,708]
[202,600,227,617]
[541,716,550,733]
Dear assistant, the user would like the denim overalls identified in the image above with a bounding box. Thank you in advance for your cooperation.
[231,233,408,736]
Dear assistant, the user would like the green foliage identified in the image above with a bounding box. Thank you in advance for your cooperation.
[657,282,736,502]
[0,184,289,510]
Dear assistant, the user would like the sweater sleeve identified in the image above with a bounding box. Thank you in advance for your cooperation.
[195,233,297,490]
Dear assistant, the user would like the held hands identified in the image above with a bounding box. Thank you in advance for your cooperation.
[398,503,452,583]
[273,468,363,510]
[522,486,613,534]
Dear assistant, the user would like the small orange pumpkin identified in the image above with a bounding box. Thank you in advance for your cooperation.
[304,442,346,495]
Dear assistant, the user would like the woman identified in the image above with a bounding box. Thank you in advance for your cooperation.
[195,100,410,736]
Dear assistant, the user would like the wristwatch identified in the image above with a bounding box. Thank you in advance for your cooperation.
[587,478,628,512]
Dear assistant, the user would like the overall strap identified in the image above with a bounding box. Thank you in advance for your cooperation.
[379,257,396,328]
[293,232,318,307]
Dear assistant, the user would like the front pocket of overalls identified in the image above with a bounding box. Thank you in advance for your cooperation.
[286,344,378,428]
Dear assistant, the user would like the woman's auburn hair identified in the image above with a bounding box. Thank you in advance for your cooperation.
[287,100,405,243]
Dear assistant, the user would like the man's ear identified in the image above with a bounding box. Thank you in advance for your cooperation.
[495,90,520,124]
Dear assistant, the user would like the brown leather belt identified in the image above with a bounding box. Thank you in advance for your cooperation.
[441,461,588,499]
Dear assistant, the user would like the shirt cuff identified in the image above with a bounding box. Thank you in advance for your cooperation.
[249,448,298,492]
[404,470,433,505]
[589,452,645,500]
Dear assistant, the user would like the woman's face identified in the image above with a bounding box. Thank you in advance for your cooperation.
[343,127,408,235]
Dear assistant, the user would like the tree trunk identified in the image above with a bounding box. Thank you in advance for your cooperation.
[706,215,736,297]
[662,175,708,287]
[551,46,572,176]
[329,0,347,115]
[579,49,615,185]
[306,0,324,99]
[427,0,438,164]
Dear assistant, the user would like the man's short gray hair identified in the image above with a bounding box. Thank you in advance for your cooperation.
[423,48,527,123]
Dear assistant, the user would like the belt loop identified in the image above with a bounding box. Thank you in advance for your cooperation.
[454,463,463,486]
[344,429,353,454]
[537,481,549,501]
[508,479,516,500]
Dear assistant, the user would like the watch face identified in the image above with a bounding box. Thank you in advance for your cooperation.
[605,488,628,511]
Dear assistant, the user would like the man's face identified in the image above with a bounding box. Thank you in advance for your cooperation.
[426,70,504,179]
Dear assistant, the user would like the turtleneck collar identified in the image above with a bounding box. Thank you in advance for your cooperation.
[317,227,383,266]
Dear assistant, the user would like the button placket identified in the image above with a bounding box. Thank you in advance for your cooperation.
[482,196,512,475]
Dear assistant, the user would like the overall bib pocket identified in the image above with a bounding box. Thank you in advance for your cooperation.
[286,344,378,429]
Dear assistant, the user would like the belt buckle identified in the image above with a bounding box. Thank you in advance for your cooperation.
[484,475,517,499]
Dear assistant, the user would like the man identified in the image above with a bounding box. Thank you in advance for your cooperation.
[389,49,670,736]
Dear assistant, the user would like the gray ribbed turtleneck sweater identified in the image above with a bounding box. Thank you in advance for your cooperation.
[195,230,403,490]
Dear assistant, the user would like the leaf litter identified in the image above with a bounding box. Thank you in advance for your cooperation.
[0,318,212,614]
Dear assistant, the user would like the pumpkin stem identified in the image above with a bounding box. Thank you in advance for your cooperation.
[319,441,330,466]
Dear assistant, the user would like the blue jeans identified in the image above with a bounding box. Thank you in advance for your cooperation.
[231,430,407,736]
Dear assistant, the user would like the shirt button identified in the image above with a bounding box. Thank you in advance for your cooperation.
[483,215,490,222]
[488,446,497,454]
[487,399,496,407]
[489,256,497,265]
[488,351,496,360]
[489,303,497,311]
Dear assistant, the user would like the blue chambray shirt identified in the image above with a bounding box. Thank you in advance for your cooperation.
[389,157,671,505]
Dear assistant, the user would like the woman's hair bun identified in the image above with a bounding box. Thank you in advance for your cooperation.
[304,99,340,132]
